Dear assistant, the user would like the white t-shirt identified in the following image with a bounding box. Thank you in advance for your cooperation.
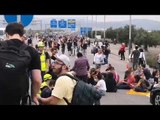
[95,79,107,91]
[51,72,76,105]
[94,53,104,64]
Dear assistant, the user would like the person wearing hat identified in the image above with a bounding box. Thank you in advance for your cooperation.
[38,73,56,98]
[38,54,77,105]
[38,41,51,82]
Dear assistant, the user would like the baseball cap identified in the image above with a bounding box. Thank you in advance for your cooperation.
[43,74,52,81]
[56,54,71,68]
[38,41,45,47]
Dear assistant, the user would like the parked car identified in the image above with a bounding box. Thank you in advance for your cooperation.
[150,87,160,105]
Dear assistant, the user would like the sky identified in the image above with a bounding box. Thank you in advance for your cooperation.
[33,15,160,22]
[1,15,160,23]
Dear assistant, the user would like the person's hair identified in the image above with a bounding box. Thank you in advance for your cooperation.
[51,48,57,52]
[141,64,146,68]
[125,70,131,77]
[5,23,25,37]
[135,45,139,50]
[49,80,56,87]
[97,72,102,80]
[77,52,83,57]
[139,48,143,52]
[90,68,97,75]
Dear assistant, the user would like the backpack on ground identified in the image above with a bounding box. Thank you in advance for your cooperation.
[0,41,31,105]
[61,74,102,105]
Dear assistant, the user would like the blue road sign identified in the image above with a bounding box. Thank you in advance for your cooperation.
[80,27,92,35]
[80,27,87,35]
[50,19,57,28]
[4,15,33,27]
[58,19,67,28]
[68,19,76,28]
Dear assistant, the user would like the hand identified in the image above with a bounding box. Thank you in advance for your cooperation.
[32,96,39,105]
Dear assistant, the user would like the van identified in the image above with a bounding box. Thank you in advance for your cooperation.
[0,28,6,41]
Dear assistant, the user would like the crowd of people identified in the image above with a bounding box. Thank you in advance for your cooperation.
[0,22,160,105]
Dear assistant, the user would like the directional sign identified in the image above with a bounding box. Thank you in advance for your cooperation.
[4,15,33,27]
[58,19,67,28]
[50,19,57,28]
[87,27,92,32]
[80,27,92,35]
[80,27,87,35]
[68,19,76,28]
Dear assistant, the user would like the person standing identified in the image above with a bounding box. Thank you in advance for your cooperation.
[131,45,140,70]
[71,52,90,83]
[0,23,41,105]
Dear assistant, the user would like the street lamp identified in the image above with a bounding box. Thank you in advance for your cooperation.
[128,15,132,55]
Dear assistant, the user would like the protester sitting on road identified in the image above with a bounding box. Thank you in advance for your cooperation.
[87,68,98,85]
[102,71,117,92]
[94,72,107,105]
[117,70,136,89]
[105,64,120,84]
[133,73,150,92]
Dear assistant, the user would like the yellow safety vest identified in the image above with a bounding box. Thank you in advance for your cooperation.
[37,82,48,97]
[40,50,47,72]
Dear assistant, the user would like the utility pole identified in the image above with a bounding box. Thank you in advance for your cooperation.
[128,15,132,55]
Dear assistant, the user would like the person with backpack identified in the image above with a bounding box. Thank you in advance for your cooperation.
[38,54,77,105]
[0,23,41,105]
[38,54,102,105]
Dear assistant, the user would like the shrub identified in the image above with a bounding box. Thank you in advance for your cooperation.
[145,48,159,68]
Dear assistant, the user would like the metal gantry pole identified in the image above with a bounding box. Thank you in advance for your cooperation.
[128,15,132,55]
[92,15,93,38]
[87,15,88,38]
[104,15,106,41]
[95,15,97,38]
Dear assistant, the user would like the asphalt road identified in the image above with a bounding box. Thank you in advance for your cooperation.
[32,37,152,105]
[68,43,151,105]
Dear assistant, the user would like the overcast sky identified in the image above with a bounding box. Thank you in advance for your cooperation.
[1,15,160,23]
[32,15,160,22]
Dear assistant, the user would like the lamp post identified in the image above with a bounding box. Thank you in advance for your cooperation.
[128,15,132,55]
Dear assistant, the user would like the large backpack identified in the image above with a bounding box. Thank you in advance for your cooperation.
[0,41,31,105]
[61,74,102,105]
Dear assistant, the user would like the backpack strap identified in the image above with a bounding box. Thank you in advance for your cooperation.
[60,73,79,81]
[60,73,79,105]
